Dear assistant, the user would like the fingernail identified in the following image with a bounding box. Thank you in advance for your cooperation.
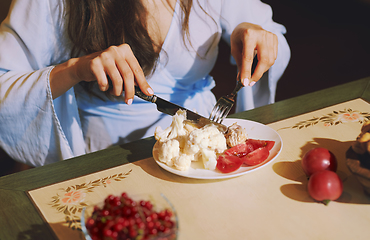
[242,78,249,87]
[249,81,256,87]
[147,88,154,95]
[127,98,133,105]
[101,85,108,91]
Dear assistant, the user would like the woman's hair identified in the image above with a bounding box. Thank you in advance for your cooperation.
[66,0,193,77]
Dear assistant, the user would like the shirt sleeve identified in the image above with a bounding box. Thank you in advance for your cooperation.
[0,0,85,166]
[220,0,291,111]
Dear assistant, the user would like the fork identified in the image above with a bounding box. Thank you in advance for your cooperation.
[209,77,245,124]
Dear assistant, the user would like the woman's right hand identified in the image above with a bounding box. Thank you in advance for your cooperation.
[50,43,153,104]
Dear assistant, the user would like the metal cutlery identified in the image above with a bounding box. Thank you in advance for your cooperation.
[134,86,228,133]
[209,77,245,124]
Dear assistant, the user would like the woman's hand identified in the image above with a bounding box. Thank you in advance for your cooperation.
[230,23,278,86]
[50,43,153,103]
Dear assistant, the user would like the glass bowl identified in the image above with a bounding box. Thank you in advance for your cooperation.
[81,192,178,240]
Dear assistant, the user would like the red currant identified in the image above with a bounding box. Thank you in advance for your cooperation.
[87,192,176,240]
[103,228,112,237]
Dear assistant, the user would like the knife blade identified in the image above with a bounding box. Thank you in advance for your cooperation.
[134,87,228,133]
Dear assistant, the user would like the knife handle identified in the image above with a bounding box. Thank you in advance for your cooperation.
[106,75,157,103]
[134,86,157,103]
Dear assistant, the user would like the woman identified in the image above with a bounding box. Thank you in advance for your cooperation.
[0,0,290,166]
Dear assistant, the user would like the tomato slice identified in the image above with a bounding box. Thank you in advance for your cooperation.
[217,139,275,172]
[242,146,270,166]
[225,140,275,156]
[216,155,244,173]
[245,139,275,151]
[224,143,254,157]
[265,141,275,151]
[246,139,267,149]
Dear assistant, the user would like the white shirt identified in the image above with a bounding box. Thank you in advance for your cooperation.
[0,0,290,166]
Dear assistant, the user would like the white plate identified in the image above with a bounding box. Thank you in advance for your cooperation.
[154,118,283,179]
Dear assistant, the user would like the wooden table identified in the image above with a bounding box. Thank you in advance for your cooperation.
[1,77,370,240]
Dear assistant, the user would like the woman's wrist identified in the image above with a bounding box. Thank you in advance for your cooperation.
[49,58,82,99]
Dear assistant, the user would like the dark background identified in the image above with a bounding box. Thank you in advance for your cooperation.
[1,0,370,176]
[211,0,370,102]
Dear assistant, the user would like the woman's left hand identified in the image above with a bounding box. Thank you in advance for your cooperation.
[230,22,278,86]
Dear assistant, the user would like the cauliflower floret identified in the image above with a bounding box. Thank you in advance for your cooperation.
[184,124,227,169]
[156,140,180,166]
[153,110,246,172]
[154,110,188,142]
[154,110,194,170]
[183,120,201,133]
[200,148,218,170]
[185,125,227,154]
[174,154,193,171]
[225,122,248,148]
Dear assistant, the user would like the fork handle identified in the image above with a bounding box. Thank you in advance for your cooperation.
[230,80,245,97]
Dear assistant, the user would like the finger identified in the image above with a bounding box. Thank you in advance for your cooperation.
[252,32,278,83]
[90,58,109,91]
[106,64,124,97]
[267,32,278,62]
[240,34,257,86]
[251,44,273,83]
[120,61,136,104]
[113,58,134,103]
[109,45,134,103]
[252,48,270,83]
[273,34,278,60]
[99,47,125,96]
[119,44,153,96]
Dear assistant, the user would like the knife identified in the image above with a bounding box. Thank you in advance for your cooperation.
[134,87,228,133]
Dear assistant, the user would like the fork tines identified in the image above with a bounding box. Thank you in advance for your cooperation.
[209,79,245,124]
[209,96,234,124]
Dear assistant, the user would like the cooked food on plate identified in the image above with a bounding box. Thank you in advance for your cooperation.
[153,110,274,173]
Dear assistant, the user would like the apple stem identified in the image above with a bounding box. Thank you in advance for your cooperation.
[322,199,331,205]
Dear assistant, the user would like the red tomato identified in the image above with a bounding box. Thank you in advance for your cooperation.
[242,147,270,166]
[308,170,343,205]
[225,139,275,156]
[245,139,275,151]
[265,141,275,151]
[301,147,337,176]
[217,139,275,172]
[246,139,267,149]
[216,155,244,173]
[224,143,253,157]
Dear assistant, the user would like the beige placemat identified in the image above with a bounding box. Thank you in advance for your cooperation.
[28,98,370,240]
